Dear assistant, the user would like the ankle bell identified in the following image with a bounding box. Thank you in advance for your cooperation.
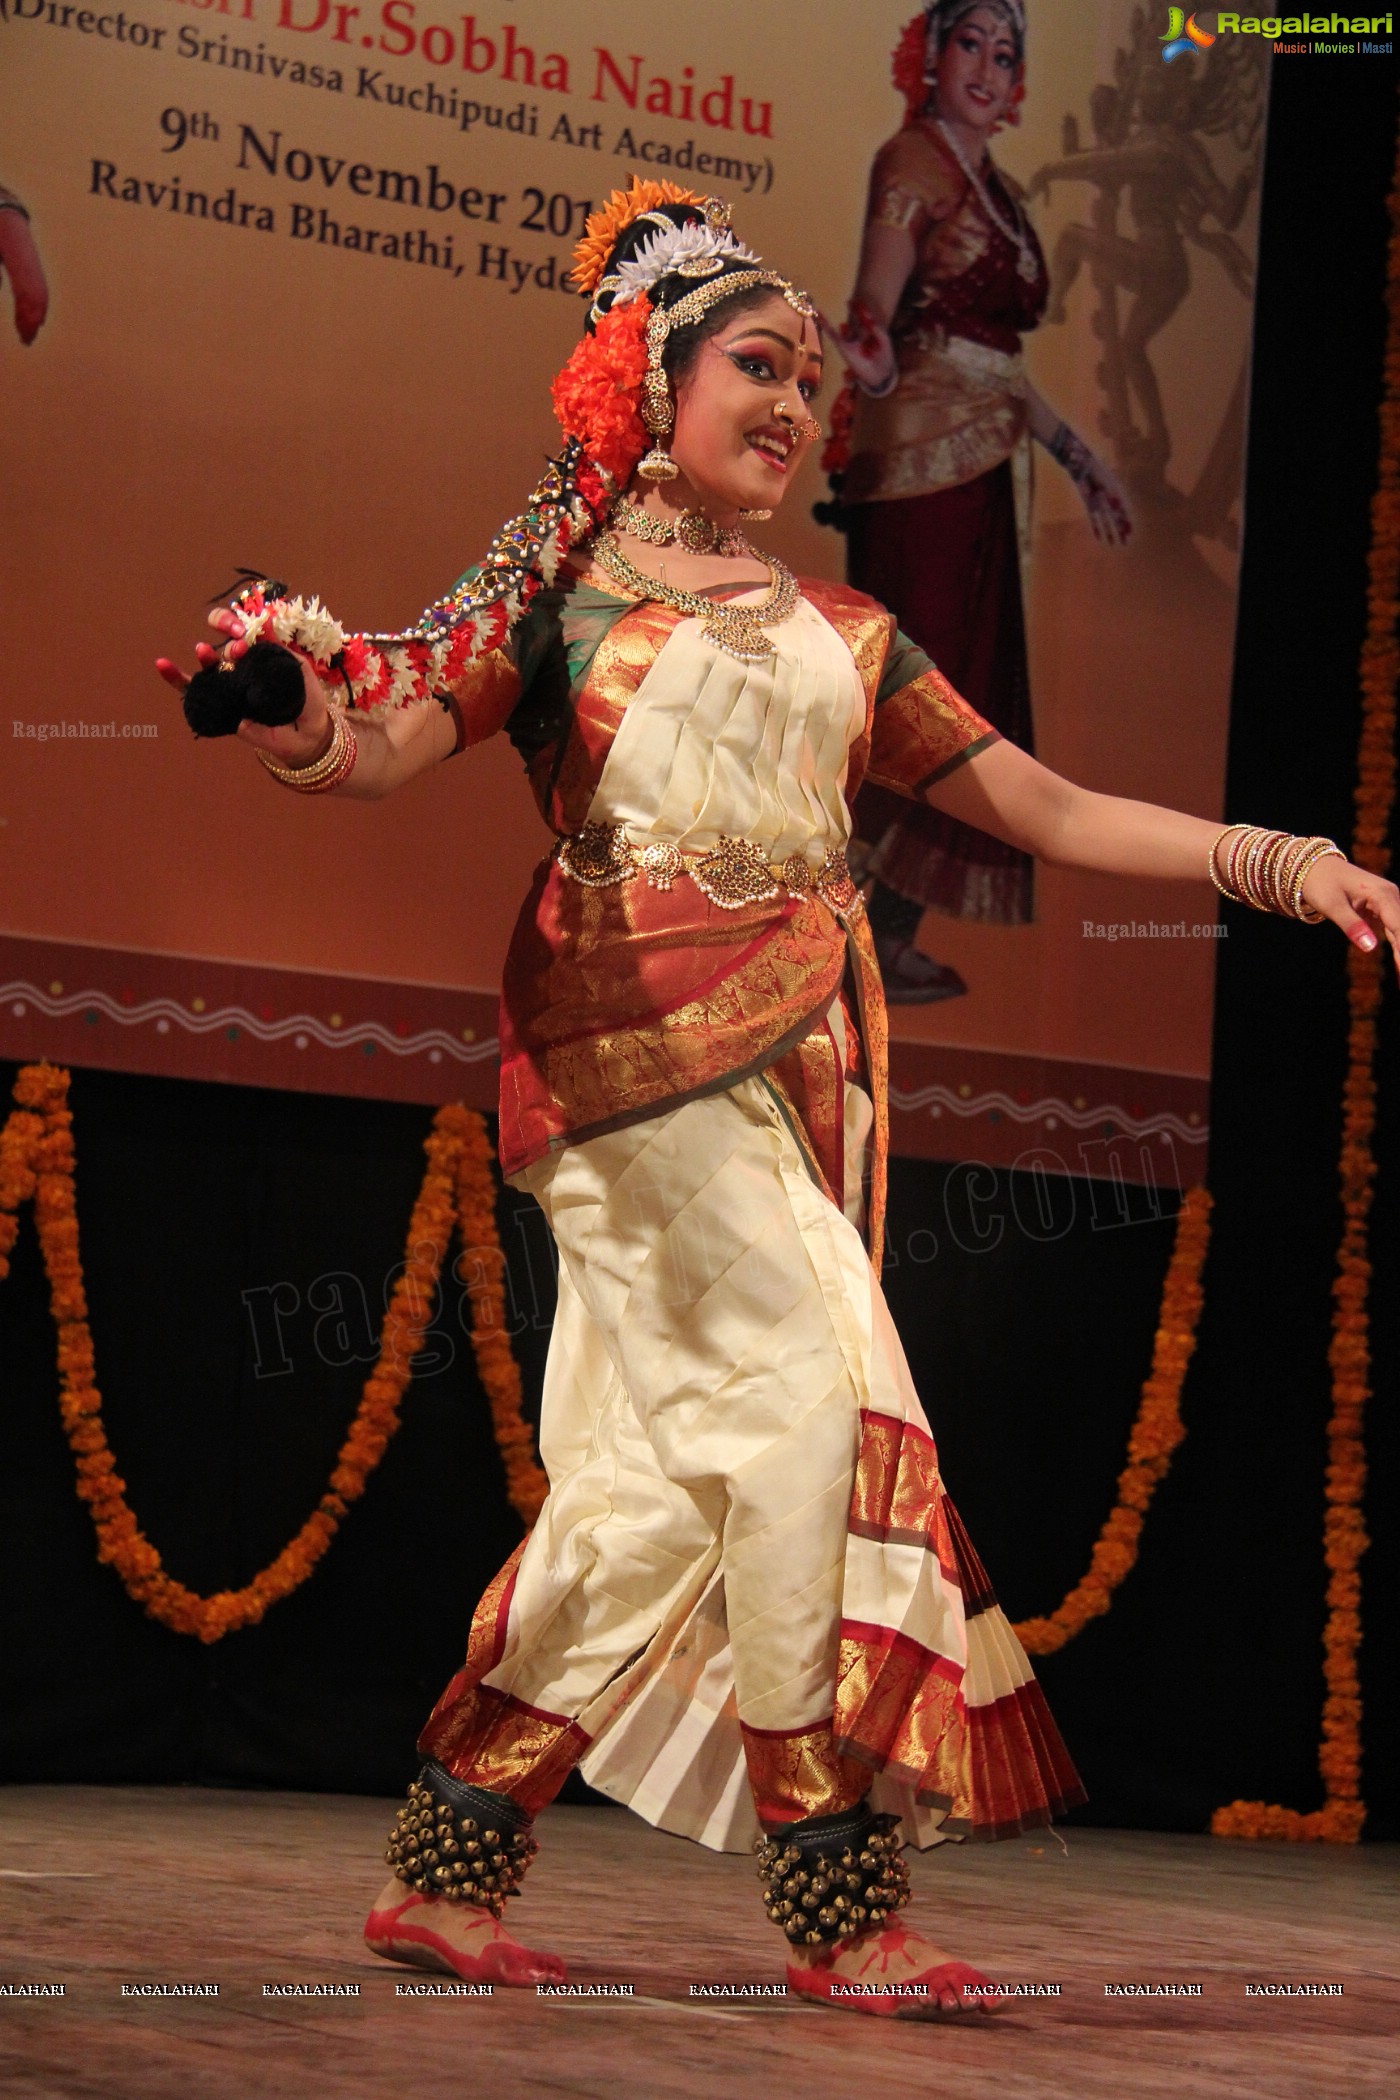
[755,1801,912,1947]
[385,1763,537,1919]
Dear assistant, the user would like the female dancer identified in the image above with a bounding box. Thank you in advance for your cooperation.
[159,182,1397,2019]
[829,0,1130,1000]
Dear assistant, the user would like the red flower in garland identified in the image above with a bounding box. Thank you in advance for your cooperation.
[551,298,651,487]
[892,11,930,124]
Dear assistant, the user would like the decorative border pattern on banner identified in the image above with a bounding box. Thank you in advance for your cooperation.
[0,933,1208,1178]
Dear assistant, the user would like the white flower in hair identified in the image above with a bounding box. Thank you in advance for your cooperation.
[610,219,757,305]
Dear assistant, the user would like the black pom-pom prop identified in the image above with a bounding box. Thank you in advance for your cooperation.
[182,640,311,739]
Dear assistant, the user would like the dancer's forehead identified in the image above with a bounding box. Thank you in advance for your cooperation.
[713,305,823,371]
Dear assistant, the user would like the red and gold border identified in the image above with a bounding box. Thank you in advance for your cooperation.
[0,933,1207,1182]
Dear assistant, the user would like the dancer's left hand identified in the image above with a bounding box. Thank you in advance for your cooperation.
[1077,455,1133,547]
[1302,856,1400,973]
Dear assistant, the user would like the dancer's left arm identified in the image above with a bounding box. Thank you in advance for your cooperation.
[927,736,1400,964]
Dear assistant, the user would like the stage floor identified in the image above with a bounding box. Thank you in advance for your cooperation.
[0,1787,1395,2100]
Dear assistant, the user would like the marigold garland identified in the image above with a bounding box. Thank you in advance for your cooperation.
[551,297,652,489]
[454,1113,549,1529]
[0,1064,543,1642]
[1211,96,1398,1847]
[1013,1188,1212,1654]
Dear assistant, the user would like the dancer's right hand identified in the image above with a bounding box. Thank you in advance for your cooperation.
[156,608,335,766]
[820,301,899,399]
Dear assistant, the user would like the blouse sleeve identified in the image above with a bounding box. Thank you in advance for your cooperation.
[864,128,964,240]
[435,563,525,756]
[863,630,1000,798]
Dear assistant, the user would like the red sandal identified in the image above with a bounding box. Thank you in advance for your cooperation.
[364,1892,567,1988]
[787,1925,1008,2020]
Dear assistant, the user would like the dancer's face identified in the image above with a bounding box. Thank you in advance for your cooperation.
[934,8,1021,133]
[668,295,823,518]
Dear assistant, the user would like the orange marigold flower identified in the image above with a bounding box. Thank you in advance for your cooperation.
[551,298,652,486]
[569,177,705,296]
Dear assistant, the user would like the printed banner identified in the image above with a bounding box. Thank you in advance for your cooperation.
[0,3,1274,1179]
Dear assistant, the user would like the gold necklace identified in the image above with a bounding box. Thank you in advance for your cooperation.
[591,532,800,662]
[610,497,749,557]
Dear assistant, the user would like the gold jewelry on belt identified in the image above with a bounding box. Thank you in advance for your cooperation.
[556,822,862,916]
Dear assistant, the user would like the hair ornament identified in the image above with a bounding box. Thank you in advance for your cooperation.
[607,218,759,310]
[568,177,706,299]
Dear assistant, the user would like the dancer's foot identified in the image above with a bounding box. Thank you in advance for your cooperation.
[786,1920,1007,2019]
[875,936,968,1005]
[364,1877,567,1987]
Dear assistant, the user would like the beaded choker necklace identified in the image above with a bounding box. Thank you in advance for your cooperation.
[591,531,800,663]
[609,496,749,557]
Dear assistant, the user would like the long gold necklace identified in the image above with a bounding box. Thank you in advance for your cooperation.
[591,531,800,663]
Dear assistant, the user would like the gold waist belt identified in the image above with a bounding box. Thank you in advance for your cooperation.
[556,822,862,916]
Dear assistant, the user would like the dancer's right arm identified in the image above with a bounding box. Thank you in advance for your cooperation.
[158,602,521,800]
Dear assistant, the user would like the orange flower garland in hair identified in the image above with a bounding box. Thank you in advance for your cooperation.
[0,1065,545,1641]
[1014,1188,1212,1654]
[1212,102,1398,1848]
[551,176,709,489]
[551,301,651,488]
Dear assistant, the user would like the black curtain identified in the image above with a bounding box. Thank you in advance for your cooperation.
[2,63,1396,1835]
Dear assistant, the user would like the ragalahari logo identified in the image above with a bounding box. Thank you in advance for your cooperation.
[1161,7,1219,56]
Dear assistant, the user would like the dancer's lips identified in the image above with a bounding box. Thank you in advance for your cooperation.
[746,426,795,471]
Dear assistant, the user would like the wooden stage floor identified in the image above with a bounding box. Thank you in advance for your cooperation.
[0,1787,1395,2100]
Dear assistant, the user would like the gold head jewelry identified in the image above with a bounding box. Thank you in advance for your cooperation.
[639,268,818,489]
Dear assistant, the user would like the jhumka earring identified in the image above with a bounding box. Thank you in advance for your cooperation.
[639,343,679,482]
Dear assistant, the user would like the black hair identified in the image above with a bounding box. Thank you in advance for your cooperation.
[593,203,803,391]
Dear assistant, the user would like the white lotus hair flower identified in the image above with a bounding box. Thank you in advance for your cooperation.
[611,220,757,305]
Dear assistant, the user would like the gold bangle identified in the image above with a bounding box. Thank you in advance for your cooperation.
[1207,823,1248,901]
[1237,830,1275,911]
[255,708,357,793]
[1257,832,1294,913]
[1288,839,1343,923]
[1275,834,1317,914]
[1208,826,1342,921]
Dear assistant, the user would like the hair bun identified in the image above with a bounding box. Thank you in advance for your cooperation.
[569,178,706,298]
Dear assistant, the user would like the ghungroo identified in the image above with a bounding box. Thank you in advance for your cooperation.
[385,1764,537,1917]
[755,1803,912,1946]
